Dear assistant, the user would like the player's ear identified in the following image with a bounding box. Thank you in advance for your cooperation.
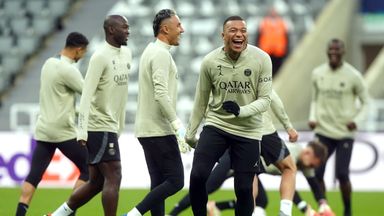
[161,24,169,35]
[108,25,115,35]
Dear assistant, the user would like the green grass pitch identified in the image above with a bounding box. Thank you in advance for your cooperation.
[1,188,383,215]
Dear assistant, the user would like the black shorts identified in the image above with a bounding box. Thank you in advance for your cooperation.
[87,131,120,165]
[260,131,290,166]
[26,139,89,187]
[195,125,261,173]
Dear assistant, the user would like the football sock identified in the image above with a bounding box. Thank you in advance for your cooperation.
[168,194,192,215]
[280,199,293,216]
[297,201,308,213]
[215,200,236,210]
[52,202,73,216]
[253,206,267,216]
[16,202,28,216]
[126,207,142,216]
[168,203,182,215]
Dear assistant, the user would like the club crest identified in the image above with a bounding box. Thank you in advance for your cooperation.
[244,68,252,76]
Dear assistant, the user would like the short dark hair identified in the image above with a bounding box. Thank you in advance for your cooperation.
[65,32,89,48]
[223,15,244,30]
[153,9,176,37]
[308,140,328,164]
[328,38,345,49]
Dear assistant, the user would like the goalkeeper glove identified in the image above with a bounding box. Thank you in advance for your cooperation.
[222,101,240,116]
[171,118,191,153]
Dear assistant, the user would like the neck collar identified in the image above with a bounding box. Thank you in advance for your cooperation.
[155,39,172,50]
[105,41,121,52]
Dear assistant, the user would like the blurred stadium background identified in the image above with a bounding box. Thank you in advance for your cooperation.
[0,0,384,215]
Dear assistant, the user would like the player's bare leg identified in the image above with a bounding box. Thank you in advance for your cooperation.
[275,155,297,216]
[98,161,122,216]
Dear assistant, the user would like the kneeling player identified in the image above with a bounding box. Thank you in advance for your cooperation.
[209,141,335,216]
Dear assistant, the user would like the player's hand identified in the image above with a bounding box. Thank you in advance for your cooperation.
[185,136,198,148]
[175,126,192,153]
[171,118,191,153]
[308,121,317,130]
[222,101,240,116]
[318,202,335,216]
[287,128,299,142]
[78,140,86,146]
[346,122,357,131]
[178,138,191,153]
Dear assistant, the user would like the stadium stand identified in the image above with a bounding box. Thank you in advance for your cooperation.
[1,0,383,133]
[0,0,73,93]
[0,0,119,131]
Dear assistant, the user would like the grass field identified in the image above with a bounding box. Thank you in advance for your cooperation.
[1,188,383,215]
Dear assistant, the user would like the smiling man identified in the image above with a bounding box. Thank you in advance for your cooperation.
[308,38,369,216]
[185,16,272,216]
[123,9,188,216]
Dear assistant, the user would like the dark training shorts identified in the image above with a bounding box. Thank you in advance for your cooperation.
[260,131,290,166]
[195,125,261,173]
[26,139,89,187]
[87,131,120,164]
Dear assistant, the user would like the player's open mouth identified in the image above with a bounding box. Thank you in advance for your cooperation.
[329,54,339,61]
[232,39,243,49]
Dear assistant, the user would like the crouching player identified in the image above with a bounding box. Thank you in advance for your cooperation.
[209,141,336,216]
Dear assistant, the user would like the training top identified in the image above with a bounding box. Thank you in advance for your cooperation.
[262,89,293,135]
[309,62,369,139]
[77,42,132,141]
[35,55,83,142]
[135,39,179,137]
[262,143,314,177]
[186,45,272,140]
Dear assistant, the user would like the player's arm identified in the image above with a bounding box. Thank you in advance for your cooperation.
[237,53,272,117]
[151,51,178,123]
[308,70,318,129]
[306,176,326,202]
[306,176,335,215]
[77,54,105,142]
[117,103,126,138]
[269,89,298,142]
[61,67,84,94]
[151,51,191,152]
[351,73,370,129]
[117,50,131,138]
[185,60,212,146]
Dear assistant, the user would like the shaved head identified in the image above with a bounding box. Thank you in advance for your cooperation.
[103,14,129,47]
[103,15,127,33]
[328,38,345,49]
